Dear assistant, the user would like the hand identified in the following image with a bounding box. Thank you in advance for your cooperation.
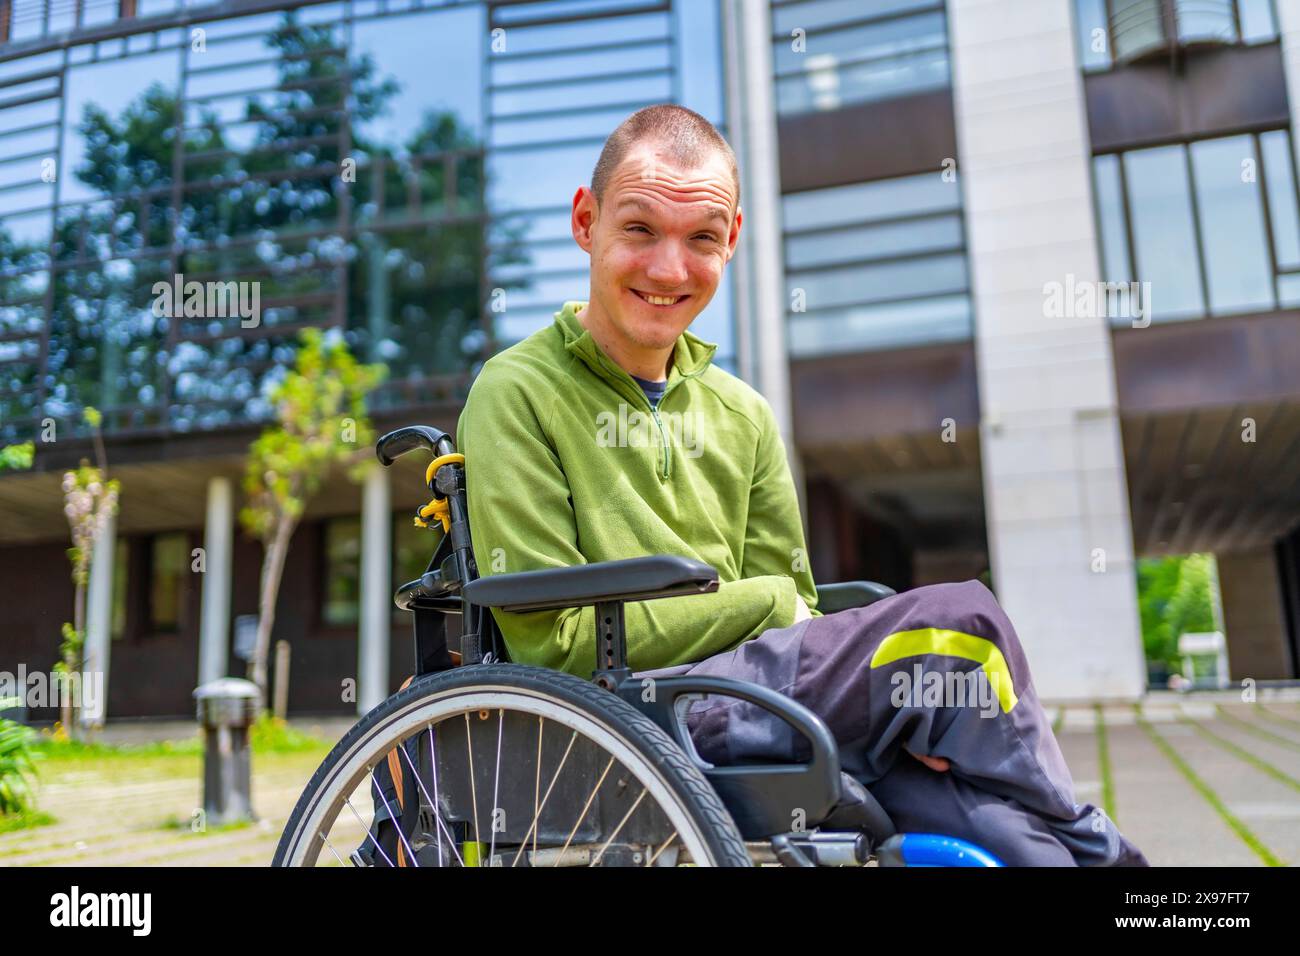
[792,594,813,623]
[907,749,951,772]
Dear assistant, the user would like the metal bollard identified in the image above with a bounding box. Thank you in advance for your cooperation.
[193,678,259,826]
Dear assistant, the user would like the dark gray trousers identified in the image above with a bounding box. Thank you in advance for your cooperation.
[636,580,1149,867]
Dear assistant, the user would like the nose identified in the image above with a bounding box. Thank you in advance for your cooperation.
[643,237,690,288]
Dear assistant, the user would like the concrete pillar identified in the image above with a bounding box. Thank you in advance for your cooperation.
[198,475,234,686]
[721,0,805,518]
[1217,548,1293,680]
[948,0,1145,700]
[81,508,116,728]
[358,465,392,714]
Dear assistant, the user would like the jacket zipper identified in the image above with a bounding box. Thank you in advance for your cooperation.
[596,355,693,482]
[651,405,670,480]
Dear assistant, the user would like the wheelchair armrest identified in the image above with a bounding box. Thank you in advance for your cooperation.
[618,675,843,840]
[463,555,719,612]
[815,581,896,614]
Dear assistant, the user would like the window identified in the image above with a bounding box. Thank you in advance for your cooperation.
[111,538,128,640]
[392,512,437,605]
[1122,144,1205,318]
[481,0,738,365]
[148,532,188,632]
[0,3,493,445]
[1074,0,1279,72]
[771,0,949,115]
[1191,136,1273,314]
[323,516,362,627]
[782,170,970,355]
[1094,130,1300,323]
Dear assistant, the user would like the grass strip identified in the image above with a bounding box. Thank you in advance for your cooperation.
[1216,706,1300,753]
[1094,704,1117,823]
[1133,706,1284,868]
[1182,717,1300,795]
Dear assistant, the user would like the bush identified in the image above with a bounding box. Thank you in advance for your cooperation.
[0,700,39,816]
[1136,554,1219,672]
[249,712,324,753]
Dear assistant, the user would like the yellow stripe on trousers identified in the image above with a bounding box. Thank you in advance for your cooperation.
[869,628,1019,714]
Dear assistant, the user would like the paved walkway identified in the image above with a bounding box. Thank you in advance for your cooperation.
[1052,689,1300,866]
[3,691,1298,866]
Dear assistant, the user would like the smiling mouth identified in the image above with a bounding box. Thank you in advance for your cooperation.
[631,289,690,308]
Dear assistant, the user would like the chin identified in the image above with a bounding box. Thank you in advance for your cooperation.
[631,319,693,351]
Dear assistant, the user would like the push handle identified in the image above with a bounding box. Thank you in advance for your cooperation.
[375,425,455,466]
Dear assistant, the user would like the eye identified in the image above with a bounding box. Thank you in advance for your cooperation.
[626,224,651,234]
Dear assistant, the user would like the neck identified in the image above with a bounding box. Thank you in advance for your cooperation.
[575,300,672,381]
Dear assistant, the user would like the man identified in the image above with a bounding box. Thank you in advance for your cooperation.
[457,104,1148,867]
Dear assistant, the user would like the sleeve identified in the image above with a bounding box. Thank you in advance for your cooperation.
[456,365,803,678]
[738,398,822,617]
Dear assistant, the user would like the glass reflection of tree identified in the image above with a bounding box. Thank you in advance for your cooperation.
[1,10,528,441]
[0,230,49,441]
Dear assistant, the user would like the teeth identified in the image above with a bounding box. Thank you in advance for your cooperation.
[639,292,681,306]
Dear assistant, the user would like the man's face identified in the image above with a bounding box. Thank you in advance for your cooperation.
[572,142,741,359]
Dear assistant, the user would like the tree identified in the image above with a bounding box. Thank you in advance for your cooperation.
[0,442,33,472]
[239,328,385,707]
[1136,553,1219,672]
[57,407,120,738]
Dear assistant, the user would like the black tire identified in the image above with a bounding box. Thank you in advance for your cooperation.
[274,664,752,867]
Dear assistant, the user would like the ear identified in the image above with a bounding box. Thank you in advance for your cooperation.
[572,185,598,254]
[725,204,743,263]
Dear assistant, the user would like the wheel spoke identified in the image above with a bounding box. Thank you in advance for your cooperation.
[553,756,616,867]
[511,729,579,867]
[319,831,348,867]
[371,763,420,867]
[589,787,648,867]
[489,708,504,866]
[396,732,466,867]
[345,796,394,867]
[464,712,481,851]
[533,715,542,860]
[428,726,447,866]
[646,831,678,867]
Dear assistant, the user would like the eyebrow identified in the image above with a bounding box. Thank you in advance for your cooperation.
[615,196,731,227]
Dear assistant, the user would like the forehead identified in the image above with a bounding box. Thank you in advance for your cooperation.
[605,142,736,220]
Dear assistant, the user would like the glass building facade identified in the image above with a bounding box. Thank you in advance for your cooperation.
[4,0,1299,718]
[0,0,733,446]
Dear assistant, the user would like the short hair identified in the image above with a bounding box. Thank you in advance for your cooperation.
[590,104,740,209]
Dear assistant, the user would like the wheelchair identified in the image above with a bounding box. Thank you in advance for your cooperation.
[273,425,1004,867]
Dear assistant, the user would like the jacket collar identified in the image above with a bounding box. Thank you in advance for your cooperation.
[555,300,717,391]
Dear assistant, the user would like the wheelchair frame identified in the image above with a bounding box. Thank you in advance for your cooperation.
[377,424,1002,867]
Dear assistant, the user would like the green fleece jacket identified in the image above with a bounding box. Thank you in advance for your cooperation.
[456,300,819,677]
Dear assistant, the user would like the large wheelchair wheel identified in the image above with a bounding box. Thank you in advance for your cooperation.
[274,664,752,867]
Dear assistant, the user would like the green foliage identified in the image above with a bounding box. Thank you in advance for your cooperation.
[249,712,326,754]
[1137,554,1219,668]
[159,814,251,835]
[55,623,83,678]
[28,716,325,759]
[0,442,34,472]
[0,705,39,816]
[31,734,201,758]
[239,327,387,541]
[0,809,55,835]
